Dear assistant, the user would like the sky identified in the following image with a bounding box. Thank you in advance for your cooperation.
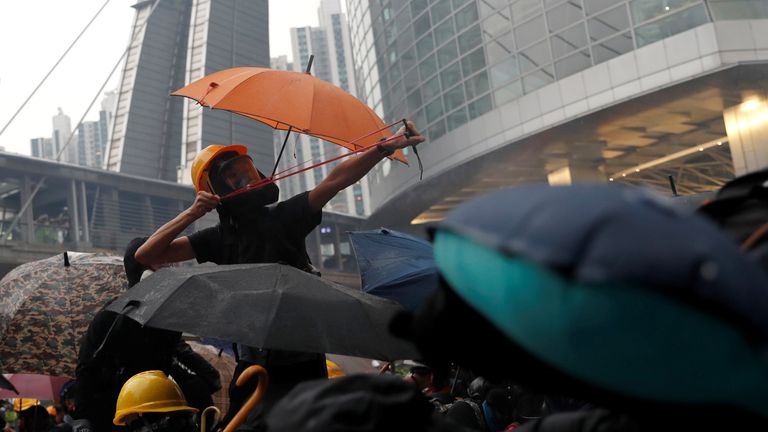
[0,0,323,155]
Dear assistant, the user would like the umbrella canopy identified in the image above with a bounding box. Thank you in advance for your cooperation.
[107,264,419,361]
[349,229,438,311]
[421,184,768,420]
[172,67,407,164]
[0,252,127,376]
[185,341,236,414]
[0,374,70,400]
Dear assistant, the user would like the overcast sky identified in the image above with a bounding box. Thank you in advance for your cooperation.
[0,0,322,155]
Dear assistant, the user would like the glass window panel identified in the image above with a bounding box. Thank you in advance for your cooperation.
[588,5,630,41]
[458,25,483,54]
[441,61,463,89]
[591,32,634,63]
[478,0,497,18]
[404,67,420,94]
[432,0,453,24]
[551,23,588,58]
[453,0,471,9]
[465,71,490,99]
[481,10,513,40]
[635,4,708,47]
[514,15,546,48]
[413,109,427,129]
[555,49,592,78]
[455,3,480,28]
[427,119,447,140]
[519,40,552,73]
[494,80,524,105]
[390,61,402,82]
[407,88,423,111]
[511,0,544,24]
[434,17,456,43]
[437,40,459,68]
[630,0,700,24]
[584,0,616,15]
[487,31,516,65]
[415,12,431,37]
[397,25,415,52]
[419,54,438,80]
[708,0,768,19]
[468,94,493,119]
[401,46,418,73]
[411,0,429,17]
[522,66,555,93]
[443,84,466,111]
[416,33,435,57]
[424,75,442,101]
[446,107,469,130]
[547,1,585,32]
[461,47,487,76]
[426,97,445,123]
[490,55,520,86]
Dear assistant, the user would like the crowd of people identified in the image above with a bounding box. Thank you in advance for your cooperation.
[4,116,768,431]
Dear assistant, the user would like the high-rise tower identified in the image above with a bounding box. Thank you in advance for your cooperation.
[105,0,272,183]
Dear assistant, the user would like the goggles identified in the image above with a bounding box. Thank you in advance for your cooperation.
[126,412,197,432]
[206,154,263,195]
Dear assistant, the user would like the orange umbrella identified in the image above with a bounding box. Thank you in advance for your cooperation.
[171,64,408,171]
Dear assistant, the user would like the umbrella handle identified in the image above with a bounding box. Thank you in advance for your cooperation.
[200,406,220,432]
[221,365,269,432]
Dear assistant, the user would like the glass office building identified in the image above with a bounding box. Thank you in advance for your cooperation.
[347,0,768,226]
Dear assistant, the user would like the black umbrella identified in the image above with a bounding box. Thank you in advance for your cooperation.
[107,264,418,361]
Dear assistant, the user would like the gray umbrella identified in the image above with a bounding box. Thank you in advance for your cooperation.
[107,264,419,361]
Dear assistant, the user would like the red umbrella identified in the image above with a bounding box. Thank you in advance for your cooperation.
[0,374,69,400]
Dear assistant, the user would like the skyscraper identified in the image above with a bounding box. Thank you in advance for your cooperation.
[275,0,370,216]
[52,108,76,164]
[104,0,271,183]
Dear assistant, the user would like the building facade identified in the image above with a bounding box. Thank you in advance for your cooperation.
[346,0,768,226]
[273,0,371,217]
[104,0,272,184]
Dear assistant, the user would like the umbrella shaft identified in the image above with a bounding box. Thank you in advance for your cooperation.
[271,126,293,178]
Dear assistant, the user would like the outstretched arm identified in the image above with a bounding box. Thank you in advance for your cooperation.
[135,191,220,267]
[307,121,425,212]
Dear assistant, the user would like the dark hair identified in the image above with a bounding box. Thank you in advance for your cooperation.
[124,237,149,287]
[20,405,52,432]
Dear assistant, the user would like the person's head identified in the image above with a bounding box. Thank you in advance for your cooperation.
[191,145,278,205]
[405,361,433,391]
[59,380,78,415]
[113,371,197,432]
[124,237,150,287]
[18,405,51,432]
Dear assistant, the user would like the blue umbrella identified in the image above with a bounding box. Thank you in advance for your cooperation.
[349,229,438,311]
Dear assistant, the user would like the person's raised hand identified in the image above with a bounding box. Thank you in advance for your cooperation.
[383,120,425,151]
[188,190,220,219]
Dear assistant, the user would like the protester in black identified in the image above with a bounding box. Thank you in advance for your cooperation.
[134,122,425,429]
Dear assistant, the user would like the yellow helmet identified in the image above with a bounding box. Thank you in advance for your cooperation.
[190,144,248,193]
[12,399,40,412]
[113,371,197,426]
[326,359,345,379]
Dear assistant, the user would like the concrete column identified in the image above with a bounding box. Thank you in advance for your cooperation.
[68,179,81,247]
[102,189,120,250]
[724,96,768,176]
[144,196,155,232]
[333,223,342,271]
[20,176,35,243]
[80,181,90,244]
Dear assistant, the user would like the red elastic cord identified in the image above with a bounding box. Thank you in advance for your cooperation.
[221,120,406,201]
